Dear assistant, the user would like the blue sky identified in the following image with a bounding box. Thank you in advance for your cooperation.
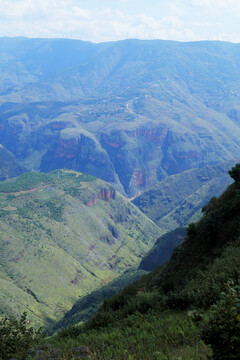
[0,0,239,43]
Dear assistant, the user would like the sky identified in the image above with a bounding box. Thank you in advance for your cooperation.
[0,0,239,43]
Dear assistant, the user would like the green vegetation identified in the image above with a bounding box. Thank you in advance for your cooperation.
[0,170,162,330]
[139,227,186,271]
[90,169,240,328]
[0,170,95,193]
[201,280,240,360]
[0,312,41,360]
[41,164,240,359]
[0,144,25,181]
[55,269,147,331]
[50,312,211,359]
[229,163,240,183]
[133,161,235,231]
[2,164,240,359]
[0,171,56,192]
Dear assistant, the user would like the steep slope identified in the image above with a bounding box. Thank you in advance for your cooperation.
[1,39,240,195]
[132,160,235,230]
[54,228,187,331]
[0,144,26,181]
[54,268,147,331]
[139,227,186,271]
[84,164,240,331]
[20,167,240,360]
[0,170,162,328]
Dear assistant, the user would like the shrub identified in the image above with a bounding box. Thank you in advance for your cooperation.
[228,163,240,183]
[0,312,41,360]
[201,279,240,360]
[57,324,83,338]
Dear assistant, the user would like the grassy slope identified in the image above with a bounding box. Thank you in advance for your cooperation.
[54,268,147,331]
[85,169,240,329]
[52,162,237,334]
[49,312,211,360]
[138,227,187,271]
[53,228,187,332]
[44,168,240,359]
[0,170,162,329]
[132,160,235,231]
[0,144,26,181]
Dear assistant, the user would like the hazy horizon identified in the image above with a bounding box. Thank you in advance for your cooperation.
[0,0,239,43]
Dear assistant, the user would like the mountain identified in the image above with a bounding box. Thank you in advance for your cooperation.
[0,170,162,328]
[85,165,240,329]
[54,268,147,331]
[51,164,239,359]
[132,160,235,231]
[1,38,240,195]
[54,228,186,331]
[139,227,186,271]
[0,144,26,181]
[52,162,236,332]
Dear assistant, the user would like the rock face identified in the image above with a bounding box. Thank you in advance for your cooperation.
[100,126,212,196]
[40,131,121,191]
[1,38,240,195]
[86,187,116,207]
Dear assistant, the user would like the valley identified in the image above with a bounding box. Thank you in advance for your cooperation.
[1,37,240,359]
[133,160,236,230]
[1,38,240,196]
[49,164,240,360]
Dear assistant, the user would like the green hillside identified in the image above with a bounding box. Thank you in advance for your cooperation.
[0,170,162,329]
[42,164,240,359]
[54,228,187,332]
[139,227,186,271]
[0,144,26,181]
[133,160,235,231]
[87,164,240,327]
[54,268,147,331]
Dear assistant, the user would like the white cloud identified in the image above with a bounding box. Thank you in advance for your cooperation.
[0,0,239,42]
[186,0,240,10]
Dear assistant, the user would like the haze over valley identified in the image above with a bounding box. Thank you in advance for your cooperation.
[1,38,240,197]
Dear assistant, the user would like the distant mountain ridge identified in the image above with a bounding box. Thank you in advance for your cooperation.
[133,160,236,230]
[1,38,240,195]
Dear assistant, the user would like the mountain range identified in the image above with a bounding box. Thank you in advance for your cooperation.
[1,37,240,359]
[40,164,240,360]
[1,38,240,195]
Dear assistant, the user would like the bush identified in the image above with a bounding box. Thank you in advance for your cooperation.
[228,163,240,183]
[0,312,41,360]
[57,324,83,338]
[201,279,240,360]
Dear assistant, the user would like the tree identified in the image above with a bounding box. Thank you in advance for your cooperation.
[228,163,240,183]
[201,280,240,360]
[0,312,41,360]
